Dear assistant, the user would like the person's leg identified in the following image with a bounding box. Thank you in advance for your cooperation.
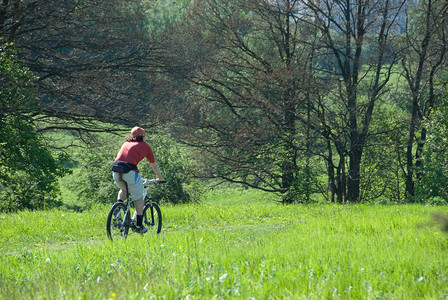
[113,172,128,201]
[134,197,144,226]
[117,189,127,201]
[123,171,147,232]
[135,198,144,215]
[134,198,145,228]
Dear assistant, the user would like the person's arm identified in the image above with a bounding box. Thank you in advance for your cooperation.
[150,162,165,183]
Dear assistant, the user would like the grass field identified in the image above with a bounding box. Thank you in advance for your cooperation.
[1,189,448,299]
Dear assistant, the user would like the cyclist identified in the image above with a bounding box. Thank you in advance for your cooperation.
[112,126,165,233]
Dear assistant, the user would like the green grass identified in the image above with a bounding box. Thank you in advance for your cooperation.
[1,189,448,299]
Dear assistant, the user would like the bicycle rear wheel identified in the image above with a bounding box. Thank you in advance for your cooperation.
[143,202,162,234]
[106,202,128,240]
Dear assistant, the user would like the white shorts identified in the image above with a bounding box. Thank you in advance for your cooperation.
[113,171,144,200]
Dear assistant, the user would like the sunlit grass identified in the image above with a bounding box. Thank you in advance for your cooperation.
[1,189,448,299]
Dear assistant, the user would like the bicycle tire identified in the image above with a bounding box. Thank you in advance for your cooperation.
[106,202,128,240]
[143,202,162,234]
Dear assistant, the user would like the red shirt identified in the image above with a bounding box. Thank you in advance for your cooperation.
[115,141,155,172]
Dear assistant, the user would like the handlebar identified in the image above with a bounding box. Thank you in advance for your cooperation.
[142,178,166,185]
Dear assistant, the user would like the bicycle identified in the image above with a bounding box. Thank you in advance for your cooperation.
[106,178,164,241]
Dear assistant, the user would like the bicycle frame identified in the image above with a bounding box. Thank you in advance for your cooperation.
[124,179,156,225]
[120,178,157,227]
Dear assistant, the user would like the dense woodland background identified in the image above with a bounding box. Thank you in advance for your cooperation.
[1,0,448,211]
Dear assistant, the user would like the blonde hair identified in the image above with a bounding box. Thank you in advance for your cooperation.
[125,135,144,142]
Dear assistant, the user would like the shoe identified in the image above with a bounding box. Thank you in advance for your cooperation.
[135,226,148,234]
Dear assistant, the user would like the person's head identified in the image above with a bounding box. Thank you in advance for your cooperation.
[125,126,146,142]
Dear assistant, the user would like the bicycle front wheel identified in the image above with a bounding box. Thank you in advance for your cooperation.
[106,202,128,241]
[143,202,162,234]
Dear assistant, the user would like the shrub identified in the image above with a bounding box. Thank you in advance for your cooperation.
[416,97,448,202]
[140,133,201,204]
[61,135,118,210]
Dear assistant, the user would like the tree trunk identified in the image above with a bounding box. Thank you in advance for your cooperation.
[347,77,362,202]
[348,146,362,203]
[281,87,297,202]
[327,143,336,203]
[405,95,419,200]
[336,154,346,203]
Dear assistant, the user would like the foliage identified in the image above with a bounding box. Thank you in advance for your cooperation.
[359,99,408,203]
[0,43,36,113]
[0,44,67,212]
[61,134,119,211]
[171,0,323,200]
[145,0,191,35]
[415,93,448,202]
[141,133,200,204]
[1,0,172,130]
[1,191,448,298]
[168,0,415,204]
[0,118,68,212]
[280,155,326,203]
[2,0,448,207]
[397,0,448,200]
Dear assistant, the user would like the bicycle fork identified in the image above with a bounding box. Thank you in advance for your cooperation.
[120,204,133,235]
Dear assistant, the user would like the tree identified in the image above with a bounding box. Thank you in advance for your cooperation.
[301,0,405,202]
[358,98,408,202]
[416,85,448,201]
[0,44,67,211]
[168,0,325,202]
[0,1,201,209]
[170,0,410,203]
[399,0,448,201]
[0,0,172,132]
